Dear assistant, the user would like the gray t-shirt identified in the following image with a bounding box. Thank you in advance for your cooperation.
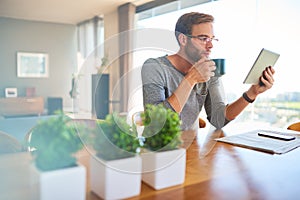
[141,56,229,131]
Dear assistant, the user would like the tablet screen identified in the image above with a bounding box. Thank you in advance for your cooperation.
[243,48,280,84]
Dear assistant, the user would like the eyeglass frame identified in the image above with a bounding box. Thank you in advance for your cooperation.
[185,34,219,44]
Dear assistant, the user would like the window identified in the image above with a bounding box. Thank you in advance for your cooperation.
[134,0,300,129]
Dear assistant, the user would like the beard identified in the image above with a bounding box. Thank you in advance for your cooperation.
[184,39,205,64]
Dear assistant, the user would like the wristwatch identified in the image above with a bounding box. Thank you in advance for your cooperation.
[242,92,255,103]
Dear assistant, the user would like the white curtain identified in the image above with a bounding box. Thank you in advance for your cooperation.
[76,16,104,113]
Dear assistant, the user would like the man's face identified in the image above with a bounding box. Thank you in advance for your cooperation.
[184,22,215,63]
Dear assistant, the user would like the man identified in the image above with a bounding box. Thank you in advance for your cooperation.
[141,12,275,130]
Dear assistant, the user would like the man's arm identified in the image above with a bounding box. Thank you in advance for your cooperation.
[225,66,275,120]
[142,58,197,113]
[167,77,194,113]
[168,57,216,113]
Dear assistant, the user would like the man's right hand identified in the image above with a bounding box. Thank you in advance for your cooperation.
[185,57,216,86]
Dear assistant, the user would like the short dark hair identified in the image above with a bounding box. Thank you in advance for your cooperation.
[175,12,214,44]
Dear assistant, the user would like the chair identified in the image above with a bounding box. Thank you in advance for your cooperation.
[0,131,24,154]
[287,122,300,132]
[199,118,206,128]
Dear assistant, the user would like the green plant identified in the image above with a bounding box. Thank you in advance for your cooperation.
[96,55,109,74]
[92,113,140,161]
[28,112,84,171]
[141,104,182,152]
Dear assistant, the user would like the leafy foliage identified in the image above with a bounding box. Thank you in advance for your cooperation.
[92,113,140,161]
[28,113,84,171]
[142,104,182,152]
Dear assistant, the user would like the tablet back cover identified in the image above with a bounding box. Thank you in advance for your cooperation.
[243,48,280,84]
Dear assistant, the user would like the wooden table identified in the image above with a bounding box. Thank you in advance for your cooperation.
[77,123,300,200]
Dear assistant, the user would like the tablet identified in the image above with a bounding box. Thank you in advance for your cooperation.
[243,48,280,84]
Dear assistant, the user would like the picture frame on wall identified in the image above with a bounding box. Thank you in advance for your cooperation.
[17,52,49,78]
[5,88,18,98]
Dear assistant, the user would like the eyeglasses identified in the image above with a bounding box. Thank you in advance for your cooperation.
[186,35,219,44]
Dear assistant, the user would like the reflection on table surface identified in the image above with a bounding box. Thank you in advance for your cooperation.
[1,122,300,200]
[80,122,300,200]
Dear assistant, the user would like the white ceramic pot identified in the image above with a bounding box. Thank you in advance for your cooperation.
[90,155,141,199]
[36,164,86,200]
[141,148,186,190]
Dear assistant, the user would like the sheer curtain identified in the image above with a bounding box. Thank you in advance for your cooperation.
[76,16,104,113]
[77,16,104,59]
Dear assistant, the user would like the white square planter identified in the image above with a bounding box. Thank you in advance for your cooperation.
[141,148,186,190]
[35,165,86,200]
[90,155,141,199]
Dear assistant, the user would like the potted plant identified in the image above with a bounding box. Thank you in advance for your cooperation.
[95,54,109,74]
[140,104,186,190]
[27,112,86,200]
[90,113,141,199]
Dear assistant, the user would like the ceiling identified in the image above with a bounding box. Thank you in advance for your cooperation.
[0,0,154,25]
